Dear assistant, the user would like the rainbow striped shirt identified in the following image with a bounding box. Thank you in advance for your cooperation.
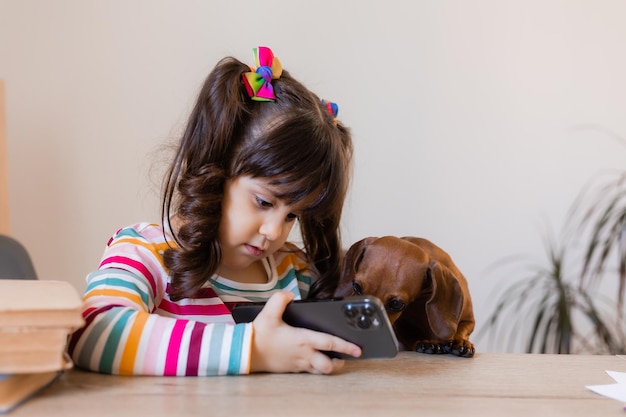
[67,222,313,376]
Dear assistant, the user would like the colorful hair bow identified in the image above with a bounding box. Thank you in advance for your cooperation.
[242,46,283,102]
[321,99,339,125]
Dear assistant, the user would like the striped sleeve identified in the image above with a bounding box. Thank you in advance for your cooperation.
[67,223,254,376]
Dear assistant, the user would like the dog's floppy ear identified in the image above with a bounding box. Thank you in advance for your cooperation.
[335,237,377,297]
[425,260,464,340]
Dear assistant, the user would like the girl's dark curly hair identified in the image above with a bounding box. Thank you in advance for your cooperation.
[161,55,353,301]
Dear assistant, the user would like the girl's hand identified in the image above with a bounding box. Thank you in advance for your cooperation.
[249,291,362,374]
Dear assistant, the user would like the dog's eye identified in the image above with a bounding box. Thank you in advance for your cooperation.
[387,299,406,312]
[352,281,363,295]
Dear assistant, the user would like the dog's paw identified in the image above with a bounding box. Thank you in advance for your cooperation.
[414,341,447,355]
[444,340,475,358]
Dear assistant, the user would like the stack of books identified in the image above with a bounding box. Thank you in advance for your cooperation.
[0,280,84,413]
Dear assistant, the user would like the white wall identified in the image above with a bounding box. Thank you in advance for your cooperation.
[1,0,625,353]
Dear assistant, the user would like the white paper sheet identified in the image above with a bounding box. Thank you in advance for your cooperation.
[586,370,626,403]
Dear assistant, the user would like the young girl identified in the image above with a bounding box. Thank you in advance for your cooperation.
[67,46,361,376]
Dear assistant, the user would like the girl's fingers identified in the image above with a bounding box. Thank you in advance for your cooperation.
[306,329,362,359]
[309,352,345,374]
[253,292,362,374]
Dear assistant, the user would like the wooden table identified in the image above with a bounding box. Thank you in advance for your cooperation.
[11,352,626,416]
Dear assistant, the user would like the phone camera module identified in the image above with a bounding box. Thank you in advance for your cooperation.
[343,301,381,330]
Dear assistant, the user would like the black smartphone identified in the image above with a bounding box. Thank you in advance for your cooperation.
[231,295,399,359]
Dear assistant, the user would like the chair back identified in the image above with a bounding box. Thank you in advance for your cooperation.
[0,235,37,279]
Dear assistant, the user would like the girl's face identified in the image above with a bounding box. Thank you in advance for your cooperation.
[217,175,309,280]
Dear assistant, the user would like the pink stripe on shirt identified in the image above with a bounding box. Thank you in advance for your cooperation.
[164,320,188,376]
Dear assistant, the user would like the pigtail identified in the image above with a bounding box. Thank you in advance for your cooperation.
[306,123,353,299]
[162,57,252,301]
[303,215,343,299]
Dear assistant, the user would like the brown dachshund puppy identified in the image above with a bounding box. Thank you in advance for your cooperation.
[335,236,475,357]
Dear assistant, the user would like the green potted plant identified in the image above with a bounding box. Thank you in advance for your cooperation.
[483,139,626,354]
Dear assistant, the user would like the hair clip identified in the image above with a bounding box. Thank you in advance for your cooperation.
[242,46,283,102]
[321,99,339,126]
